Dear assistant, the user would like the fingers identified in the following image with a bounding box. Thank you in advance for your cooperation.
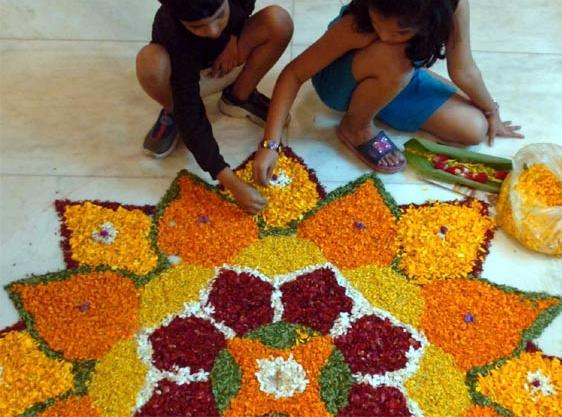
[244,200,264,215]
[243,191,267,215]
[253,162,269,186]
[259,164,272,186]
[211,61,221,78]
[497,123,524,139]
[211,56,237,78]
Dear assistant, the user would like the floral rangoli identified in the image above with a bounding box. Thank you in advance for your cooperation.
[1,148,560,417]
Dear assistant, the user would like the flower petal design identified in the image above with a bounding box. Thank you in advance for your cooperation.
[335,315,421,375]
[396,200,495,282]
[208,269,274,335]
[89,339,148,417]
[38,396,100,417]
[224,336,333,417]
[298,179,398,269]
[343,266,424,327]
[157,175,259,267]
[337,384,412,417]
[232,236,327,277]
[421,279,559,370]
[404,345,471,417]
[298,179,396,268]
[139,264,214,328]
[231,147,326,230]
[281,267,353,334]
[150,317,226,372]
[11,271,140,360]
[461,406,502,417]
[0,331,74,417]
[59,201,158,275]
[135,380,219,417]
[476,352,562,417]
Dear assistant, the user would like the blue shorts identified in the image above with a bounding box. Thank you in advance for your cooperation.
[311,51,456,132]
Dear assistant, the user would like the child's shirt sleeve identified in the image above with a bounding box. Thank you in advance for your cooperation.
[169,48,229,179]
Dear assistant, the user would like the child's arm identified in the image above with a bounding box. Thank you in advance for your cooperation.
[254,15,376,184]
[446,0,523,144]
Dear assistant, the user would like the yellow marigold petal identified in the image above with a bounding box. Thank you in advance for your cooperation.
[39,396,101,417]
[405,345,471,417]
[230,152,323,229]
[89,339,148,417]
[477,352,562,417]
[139,264,214,328]
[343,265,424,327]
[231,236,327,277]
[0,331,74,417]
[64,202,158,275]
[396,200,495,283]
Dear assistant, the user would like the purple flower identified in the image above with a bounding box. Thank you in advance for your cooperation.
[354,221,367,231]
[77,302,91,312]
[198,215,210,224]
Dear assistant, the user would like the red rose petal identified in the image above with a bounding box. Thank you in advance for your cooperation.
[335,315,421,375]
[208,269,274,335]
[135,380,219,417]
[150,317,226,372]
[281,267,353,334]
[337,384,411,417]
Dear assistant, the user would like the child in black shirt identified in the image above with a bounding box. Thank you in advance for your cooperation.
[137,0,292,213]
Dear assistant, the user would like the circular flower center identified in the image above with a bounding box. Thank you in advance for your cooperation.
[269,171,292,188]
[91,222,117,244]
[255,355,309,399]
[526,370,556,398]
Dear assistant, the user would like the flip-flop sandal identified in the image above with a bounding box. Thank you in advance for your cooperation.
[337,129,406,174]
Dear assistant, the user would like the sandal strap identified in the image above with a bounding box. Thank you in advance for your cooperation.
[356,131,399,164]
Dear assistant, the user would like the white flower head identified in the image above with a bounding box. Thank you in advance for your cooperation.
[525,370,556,400]
[269,170,292,188]
[255,355,309,399]
[91,221,118,244]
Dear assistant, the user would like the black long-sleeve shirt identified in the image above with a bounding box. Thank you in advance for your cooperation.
[152,0,256,178]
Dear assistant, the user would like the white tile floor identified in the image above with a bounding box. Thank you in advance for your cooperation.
[1,0,561,355]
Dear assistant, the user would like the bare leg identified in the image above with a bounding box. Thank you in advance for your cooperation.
[422,93,488,146]
[231,6,293,101]
[136,43,173,111]
[337,41,413,167]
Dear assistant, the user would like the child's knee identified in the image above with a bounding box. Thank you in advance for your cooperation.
[460,113,488,145]
[136,44,170,85]
[262,6,294,41]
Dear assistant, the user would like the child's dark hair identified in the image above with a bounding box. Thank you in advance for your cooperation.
[348,0,459,68]
[159,0,224,21]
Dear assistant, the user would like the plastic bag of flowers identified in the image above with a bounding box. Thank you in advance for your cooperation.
[496,143,562,255]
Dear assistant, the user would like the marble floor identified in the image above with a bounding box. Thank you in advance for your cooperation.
[1,0,561,355]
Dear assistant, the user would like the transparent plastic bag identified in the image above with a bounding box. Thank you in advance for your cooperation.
[496,144,562,255]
